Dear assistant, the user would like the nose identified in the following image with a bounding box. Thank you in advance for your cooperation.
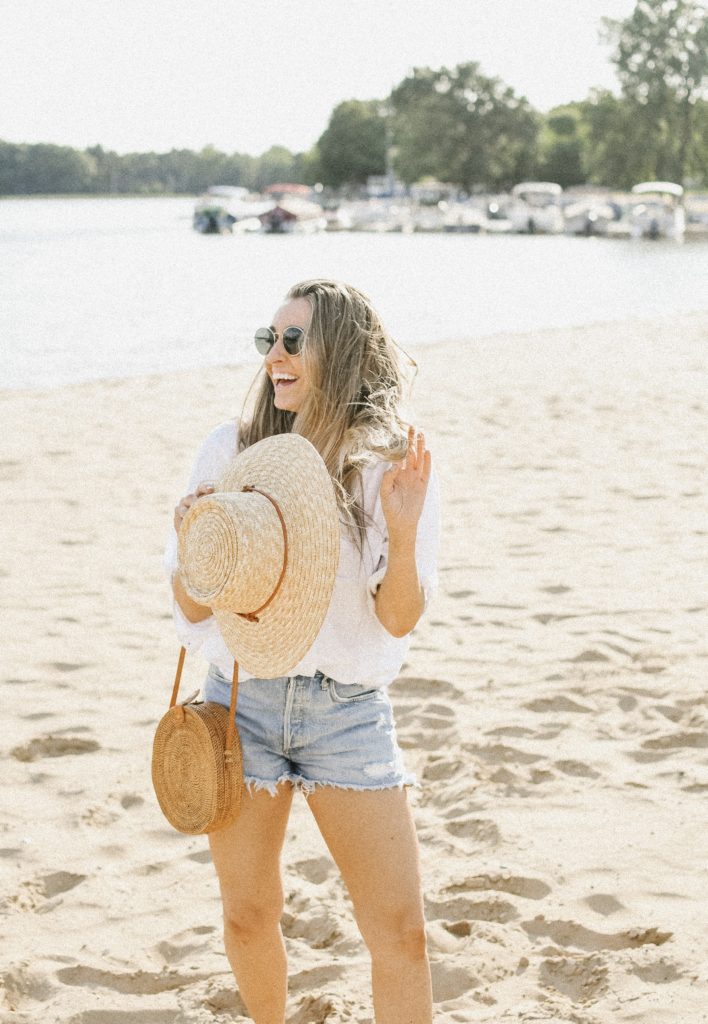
[264,332,289,366]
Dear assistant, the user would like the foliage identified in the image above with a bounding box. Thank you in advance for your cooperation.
[536,104,587,187]
[0,140,308,196]
[390,63,539,191]
[316,100,386,187]
[602,0,708,182]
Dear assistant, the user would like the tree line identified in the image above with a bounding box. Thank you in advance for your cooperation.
[1,0,706,197]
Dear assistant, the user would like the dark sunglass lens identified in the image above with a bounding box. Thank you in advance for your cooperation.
[254,328,274,355]
[282,327,304,354]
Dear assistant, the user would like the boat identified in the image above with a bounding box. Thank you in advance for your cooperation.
[507,182,564,234]
[629,182,685,240]
[193,186,271,234]
[562,197,621,236]
[258,197,327,234]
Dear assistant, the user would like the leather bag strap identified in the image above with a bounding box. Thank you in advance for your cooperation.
[169,646,239,758]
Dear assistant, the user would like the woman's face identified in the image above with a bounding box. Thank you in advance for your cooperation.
[264,297,313,413]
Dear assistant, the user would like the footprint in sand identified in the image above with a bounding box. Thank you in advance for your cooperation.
[289,993,345,1024]
[444,816,501,843]
[642,731,708,750]
[524,695,593,714]
[446,873,551,900]
[630,958,684,984]
[522,914,672,950]
[584,893,625,916]
[554,759,600,779]
[389,676,464,701]
[56,964,211,994]
[539,951,609,1004]
[119,793,144,810]
[154,925,217,965]
[200,978,249,1016]
[1,961,58,1009]
[289,963,348,992]
[422,756,464,781]
[1,871,86,914]
[291,856,335,885]
[280,907,343,949]
[430,959,479,1002]
[426,894,518,926]
[185,848,212,864]
[10,735,100,762]
[67,1012,178,1024]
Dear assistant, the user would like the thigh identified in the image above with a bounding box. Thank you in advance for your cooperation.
[306,787,425,927]
[209,784,294,916]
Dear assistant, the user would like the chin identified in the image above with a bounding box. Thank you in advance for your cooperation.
[274,395,301,413]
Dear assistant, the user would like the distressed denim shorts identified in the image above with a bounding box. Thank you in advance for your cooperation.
[202,664,416,796]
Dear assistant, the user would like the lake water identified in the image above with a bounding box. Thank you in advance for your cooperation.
[2,196,707,389]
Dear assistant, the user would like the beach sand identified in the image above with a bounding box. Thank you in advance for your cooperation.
[2,311,708,1023]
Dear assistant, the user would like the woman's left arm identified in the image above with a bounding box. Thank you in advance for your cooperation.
[375,427,432,638]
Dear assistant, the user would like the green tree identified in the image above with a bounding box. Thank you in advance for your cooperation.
[253,145,301,189]
[316,100,386,187]
[390,63,539,191]
[536,105,587,187]
[602,0,708,182]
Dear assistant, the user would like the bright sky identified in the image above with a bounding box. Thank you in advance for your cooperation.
[1,0,636,156]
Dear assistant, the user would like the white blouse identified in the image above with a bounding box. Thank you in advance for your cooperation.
[163,421,441,689]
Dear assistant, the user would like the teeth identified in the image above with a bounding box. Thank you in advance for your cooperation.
[273,374,297,382]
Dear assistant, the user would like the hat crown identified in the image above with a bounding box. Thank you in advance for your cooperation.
[176,432,340,677]
[180,490,285,614]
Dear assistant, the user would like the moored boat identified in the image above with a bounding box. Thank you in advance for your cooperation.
[630,182,685,240]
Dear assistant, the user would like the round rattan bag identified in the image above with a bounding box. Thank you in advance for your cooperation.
[152,649,244,835]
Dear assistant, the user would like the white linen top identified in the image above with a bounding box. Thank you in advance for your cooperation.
[163,421,441,689]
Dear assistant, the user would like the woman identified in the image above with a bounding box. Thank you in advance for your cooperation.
[164,279,440,1024]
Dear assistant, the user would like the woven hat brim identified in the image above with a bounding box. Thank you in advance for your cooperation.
[211,433,340,677]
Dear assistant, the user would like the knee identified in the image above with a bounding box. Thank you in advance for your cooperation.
[222,897,283,945]
[360,910,428,963]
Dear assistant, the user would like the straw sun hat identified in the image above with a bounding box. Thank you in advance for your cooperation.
[177,433,340,677]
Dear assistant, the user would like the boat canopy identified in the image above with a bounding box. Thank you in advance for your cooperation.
[631,181,684,198]
[512,182,562,196]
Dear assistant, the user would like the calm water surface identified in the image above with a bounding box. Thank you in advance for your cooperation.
[2,196,707,389]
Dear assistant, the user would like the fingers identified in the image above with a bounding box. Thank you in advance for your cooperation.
[173,483,215,532]
[403,426,428,477]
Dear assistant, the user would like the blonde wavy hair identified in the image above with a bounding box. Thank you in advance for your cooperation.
[237,278,416,553]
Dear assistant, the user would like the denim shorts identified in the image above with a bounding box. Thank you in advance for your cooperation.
[202,664,416,796]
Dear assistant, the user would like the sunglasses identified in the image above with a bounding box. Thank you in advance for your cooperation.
[254,325,306,356]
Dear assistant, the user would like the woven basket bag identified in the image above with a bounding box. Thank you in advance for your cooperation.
[152,647,244,834]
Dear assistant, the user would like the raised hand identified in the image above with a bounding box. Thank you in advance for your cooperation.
[379,427,431,538]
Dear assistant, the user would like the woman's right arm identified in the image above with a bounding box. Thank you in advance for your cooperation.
[172,571,212,622]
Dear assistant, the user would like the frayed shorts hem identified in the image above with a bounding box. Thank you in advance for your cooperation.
[243,772,419,798]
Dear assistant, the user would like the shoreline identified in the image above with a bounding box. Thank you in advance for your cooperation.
[2,312,708,1022]
[2,308,707,398]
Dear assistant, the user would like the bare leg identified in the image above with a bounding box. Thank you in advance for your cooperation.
[306,787,432,1024]
[208,783,294,1024]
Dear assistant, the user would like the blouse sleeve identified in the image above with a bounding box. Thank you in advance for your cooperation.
[365,461,441,621]
[162,421,238,651]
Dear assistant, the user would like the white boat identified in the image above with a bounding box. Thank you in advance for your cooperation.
[629,182,685,240]
[562,198,620,237]
[508,182,564,234]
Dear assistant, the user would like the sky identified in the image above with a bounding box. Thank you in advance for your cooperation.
[1,0,638,156]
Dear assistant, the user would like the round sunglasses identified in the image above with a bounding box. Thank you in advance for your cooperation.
[254,325,306,356]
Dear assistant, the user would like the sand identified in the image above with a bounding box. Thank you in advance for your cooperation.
[1,311,708,1024]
